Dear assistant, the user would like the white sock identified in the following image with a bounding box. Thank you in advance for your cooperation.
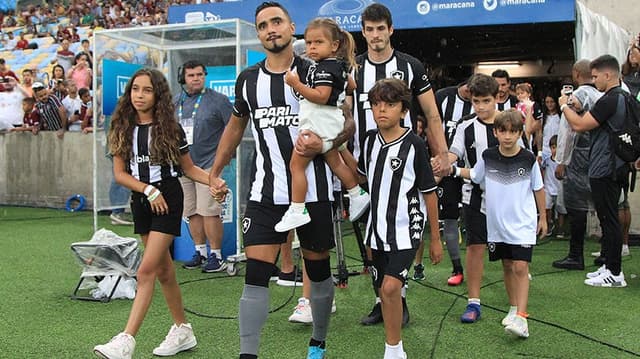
[347,185,363,197]
[384,341,404,359]
[290,202,306,214]
[401,286,406,298]
[212,249,222,258]
[195,244,208,258]
[468,298,480,306]
[375,297,381,304]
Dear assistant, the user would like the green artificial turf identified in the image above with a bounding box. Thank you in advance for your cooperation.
[1,206,639,358]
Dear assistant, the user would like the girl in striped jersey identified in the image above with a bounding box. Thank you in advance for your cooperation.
[275,18,369,232]
[94,68,211,359]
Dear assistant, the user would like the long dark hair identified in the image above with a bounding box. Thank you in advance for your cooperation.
[108,68,182,165]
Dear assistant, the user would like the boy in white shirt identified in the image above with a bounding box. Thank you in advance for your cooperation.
[452,109,546,338]
[541,135,566,236]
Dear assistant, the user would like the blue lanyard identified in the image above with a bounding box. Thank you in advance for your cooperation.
[178,89,205,121]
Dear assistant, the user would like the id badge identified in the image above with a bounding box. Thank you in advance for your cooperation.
[181,117,194,145]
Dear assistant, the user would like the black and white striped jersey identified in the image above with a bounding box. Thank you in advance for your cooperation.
[128,124,189,184]
[352,50,432,158]
[357,129,437,251]
[435,85,473,145]
[496,95,518,111]
[37,94,64,131]
[233,56,333,205]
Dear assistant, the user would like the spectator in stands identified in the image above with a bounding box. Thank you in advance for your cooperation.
[78,38,93,64]
[51,39,75,73]
[52,79,68,101]
[62,82,83,131]
[0,58,19,92]
[622,34,640,98]
[79,87,93,133]
[4,31,17,50]
[67,52,92,90]
[32,81,67,139]
[15,32,29,50]
[49,64,65,90]
[21,68,34,97]
[10,97,40,134]
[80,7,94,26]
[69,9,80,27]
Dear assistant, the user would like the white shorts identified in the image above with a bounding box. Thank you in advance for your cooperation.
[298,99,344,154]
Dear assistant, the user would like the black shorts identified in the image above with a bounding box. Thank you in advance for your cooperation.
[488,242,533,262]
[462,205,487,245]
[437,176,462,219]
[242,201,335,253]
[131,177,183,236]
[370,248,416,287]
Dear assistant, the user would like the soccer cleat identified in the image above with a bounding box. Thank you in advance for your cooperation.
[552,256,585,270]
[361,302,383,325]
[447,272,464,286]
[289,297,313,324]
[306,345,326,359]
[584,269,627,287]
[202,253,227,273]
[182,253,205,270]
[110,212,133,226]
[505,316,529,338]
[348,189,370,222]
[460,303,481,323]
[413,263,425,281]
[275,207,311,232]
[94,332,135,359]
[586,265,607,279]
[152,323,197,356]
[276,267,303,287]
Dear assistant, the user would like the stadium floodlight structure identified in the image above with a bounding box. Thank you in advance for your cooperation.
[91,19,262,270]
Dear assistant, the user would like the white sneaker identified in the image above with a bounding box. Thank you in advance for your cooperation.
[586,264,607,279]
[501,311,517,327]
[94,332,135,359]
[348,189,370,221]
[275,207,311,232]
[584,269,627,287]
[591,251,601,257]
[152,323,197,356]
[289,297,313,324]
[505,316,529,338]
[622,245,630,257]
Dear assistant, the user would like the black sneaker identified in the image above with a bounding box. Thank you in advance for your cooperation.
[402,297,410,328]
[276,266,303,287]
[413,263,425,281]
[360,302,383,325]
[552,256,585,270]
[182,253,205,269]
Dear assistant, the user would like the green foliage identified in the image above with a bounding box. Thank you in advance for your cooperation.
[0,206,639,358]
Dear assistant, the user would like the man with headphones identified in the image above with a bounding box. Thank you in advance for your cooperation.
[175,60,233,272]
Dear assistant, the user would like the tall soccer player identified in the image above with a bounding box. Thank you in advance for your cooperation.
[350,3,449,327]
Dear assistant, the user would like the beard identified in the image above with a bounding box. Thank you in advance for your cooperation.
[266,38,292,54]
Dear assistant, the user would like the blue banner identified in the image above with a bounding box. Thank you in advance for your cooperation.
[168,0,575,31]
[102,59,143,116]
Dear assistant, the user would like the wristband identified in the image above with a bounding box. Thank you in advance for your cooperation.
[143,185,154,196]
[455,166,462,178]
[560,104,568,112]
[147,189,161,202]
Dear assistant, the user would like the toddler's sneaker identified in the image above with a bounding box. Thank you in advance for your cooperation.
[505,315,529,338]
[289,297,313,324]
[584,269,627,287]
[152,323,197,356]
[275,207,311,232]
[460,303,481,323]
[94,332,135,359]
[348,189,370,221]
[307,345,326,359]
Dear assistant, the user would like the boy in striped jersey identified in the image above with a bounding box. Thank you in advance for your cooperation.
[358,78,442,359]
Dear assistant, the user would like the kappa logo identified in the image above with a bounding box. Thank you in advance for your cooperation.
[488,242,496,252]
[399,268,409,279]
[389,157,403,171]
[242,217,251,234]
[437,187,444,198]
[483,0,498,11]
[517,168,526,176]
[369,265,378,282]
[390,70,404,81]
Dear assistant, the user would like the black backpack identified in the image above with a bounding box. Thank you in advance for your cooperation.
[608,89,640,163]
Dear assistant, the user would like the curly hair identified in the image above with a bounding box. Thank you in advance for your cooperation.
[108,68,182,166]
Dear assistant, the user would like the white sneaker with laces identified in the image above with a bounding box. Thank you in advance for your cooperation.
[584,269,627,287]
[152,323,197,356]
[94,332,135,359]
[348,190,370,221]
[504,316,529,338]
[586,264,607,279]
[501,311,517,327]
[275,207,311,232]
[289,297,313,324]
